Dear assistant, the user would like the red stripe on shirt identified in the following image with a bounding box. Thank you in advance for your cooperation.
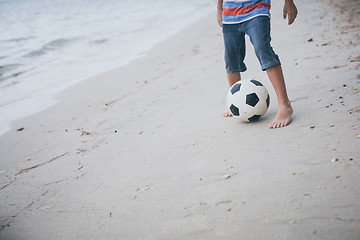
[223,2,271,16]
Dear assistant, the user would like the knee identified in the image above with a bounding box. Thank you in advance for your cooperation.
[253,38,272,55]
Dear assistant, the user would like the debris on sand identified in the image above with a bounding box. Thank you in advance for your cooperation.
[16,152,69,175]
[221,174,231,180]
[81,131,90,136]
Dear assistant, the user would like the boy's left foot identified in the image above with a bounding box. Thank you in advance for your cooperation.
[269,102,293,128]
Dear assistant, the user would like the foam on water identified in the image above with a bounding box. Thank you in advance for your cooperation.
[0,0,215,136]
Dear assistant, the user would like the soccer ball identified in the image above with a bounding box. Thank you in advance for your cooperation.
[227,79,270,122]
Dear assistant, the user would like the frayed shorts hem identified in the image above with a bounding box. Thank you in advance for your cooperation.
[260,62,281,71]
[226,67,247,74]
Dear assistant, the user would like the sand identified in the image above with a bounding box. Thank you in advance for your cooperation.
[1,0,360,239]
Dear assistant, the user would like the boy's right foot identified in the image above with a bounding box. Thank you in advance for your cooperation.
[222,110,233,117]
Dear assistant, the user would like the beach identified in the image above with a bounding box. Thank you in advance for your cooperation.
[1,0,360,239]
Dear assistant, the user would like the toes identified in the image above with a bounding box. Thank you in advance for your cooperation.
[269,121,276,128]
[269,121,283,128]
[270,119,290,128]
[276,121,285,128]
[222,111,233,117]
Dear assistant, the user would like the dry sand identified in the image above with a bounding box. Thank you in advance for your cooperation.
[1,0,360,239]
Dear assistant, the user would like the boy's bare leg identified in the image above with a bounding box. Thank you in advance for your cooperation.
[223,72,241,117]
[227,72,241,87]
[266,65,293,128]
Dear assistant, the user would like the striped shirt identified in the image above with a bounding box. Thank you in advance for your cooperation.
[222,0,271,24]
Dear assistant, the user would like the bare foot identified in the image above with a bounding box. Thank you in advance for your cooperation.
[223,110,233,117]
[269,102,293,128]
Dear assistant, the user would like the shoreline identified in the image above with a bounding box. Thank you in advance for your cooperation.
[1,0,360,239]
[0,6,214,137]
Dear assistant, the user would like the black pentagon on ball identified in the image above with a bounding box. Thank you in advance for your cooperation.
[230,83,241,95]
[246,93,260,107]
[250,79,263,86]
[229,104,239,116]
[266,94,270,108]
[248,114,261,122]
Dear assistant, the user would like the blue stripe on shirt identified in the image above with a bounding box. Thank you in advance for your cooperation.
[222,8,270,24]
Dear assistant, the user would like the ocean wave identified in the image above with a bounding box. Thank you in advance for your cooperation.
[0,80,19,89]
[5,36,36,43]
[0,64,31,83]
[24,38,79,58]
[0,63,23,77]
[92,39,109,44]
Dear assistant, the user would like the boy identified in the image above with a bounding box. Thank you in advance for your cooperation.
[217,0,297,128]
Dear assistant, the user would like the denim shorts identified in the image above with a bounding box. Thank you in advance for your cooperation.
[222,16,281,73]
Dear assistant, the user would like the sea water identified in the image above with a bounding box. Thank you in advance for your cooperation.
[0,0,215,136]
